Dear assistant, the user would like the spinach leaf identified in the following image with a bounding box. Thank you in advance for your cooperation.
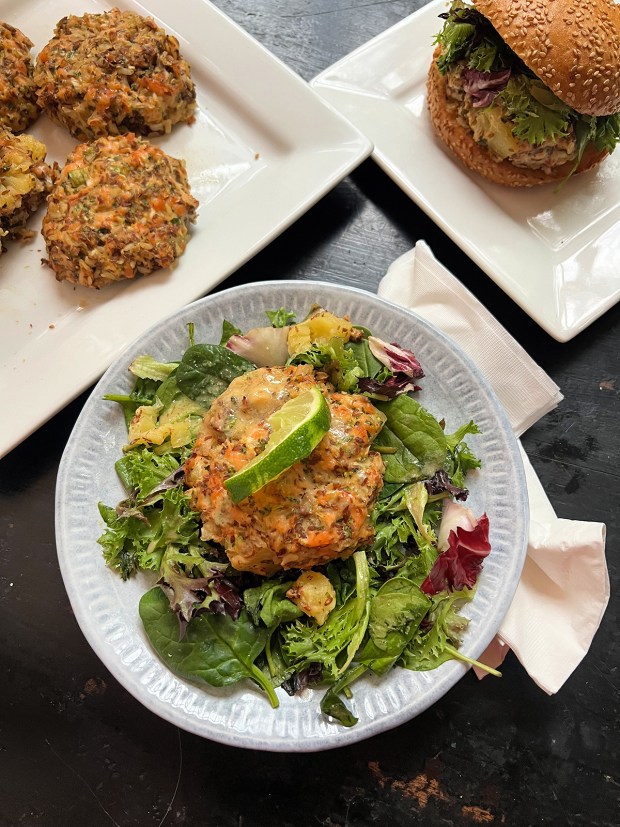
[139,587,279,707]
[176,344,256,407]
[347,339,383,378]
[243,580,303,628]
[357,577,430,674]
[319,663,368,727]
[368,578,431,652]
[373,396,447,483]
[104,376,161,428]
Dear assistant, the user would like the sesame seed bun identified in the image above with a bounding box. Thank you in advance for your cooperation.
[426,60,608,187]
[474,0,620,116]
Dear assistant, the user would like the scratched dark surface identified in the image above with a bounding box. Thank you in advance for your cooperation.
[1,1,619,825]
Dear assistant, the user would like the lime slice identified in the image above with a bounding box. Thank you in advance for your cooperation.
[224,386,331,503]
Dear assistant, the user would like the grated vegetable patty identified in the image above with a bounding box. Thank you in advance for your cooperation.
[0,129,55,248]
[34,8,196,141]
[0,21,39,132]
[41,133,198,288]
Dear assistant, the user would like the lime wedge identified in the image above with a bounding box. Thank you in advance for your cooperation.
[224,386,331,503]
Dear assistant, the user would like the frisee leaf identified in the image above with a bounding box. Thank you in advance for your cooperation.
[467,41,498,72]
[279,551,371,681]
[499,77,571,145]
[435,21,476,73]
[266,308,297,328]
[593,113,620,154]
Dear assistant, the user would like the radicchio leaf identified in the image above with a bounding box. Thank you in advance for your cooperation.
[463,68,511,108]
[421,504,490,595]
[281,664,323,696]
[368,336,425,380]
[159,561,243,637]
[226,326,289,367]
[357,375,421,399]
[425,469,468,501]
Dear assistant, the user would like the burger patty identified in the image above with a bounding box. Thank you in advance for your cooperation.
[34,9,196,141]
[0,22,39,132]
[41,133,198,288]
[185,364,385,576]
[0,129,55,247]
[445,62,577,172]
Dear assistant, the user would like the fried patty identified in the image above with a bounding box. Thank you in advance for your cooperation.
[0,129,55,247]
[41,133,198,288]
[0,21,39,132]
[34,8,196,140]
[185,364,385,576]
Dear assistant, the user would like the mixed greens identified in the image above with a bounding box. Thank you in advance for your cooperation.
[98,306,495,726]
[435,1,620,169]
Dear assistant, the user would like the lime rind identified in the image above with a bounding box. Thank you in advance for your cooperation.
[224,387,331,503]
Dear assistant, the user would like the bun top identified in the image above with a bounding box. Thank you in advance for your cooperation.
[474,0,620,115]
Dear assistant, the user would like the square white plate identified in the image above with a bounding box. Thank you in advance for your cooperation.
[311,0,620,343]
[0,0,372,459]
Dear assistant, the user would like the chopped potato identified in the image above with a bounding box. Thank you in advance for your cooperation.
[287,309,354,357]
[286,571,337,626]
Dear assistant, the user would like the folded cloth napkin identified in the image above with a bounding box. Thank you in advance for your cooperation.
[378,240,608,694]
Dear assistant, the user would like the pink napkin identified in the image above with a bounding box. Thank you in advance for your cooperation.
[378,241,609,693]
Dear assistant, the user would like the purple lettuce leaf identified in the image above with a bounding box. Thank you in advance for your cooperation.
[463,68,511,108]
[159,559,243,637]
[368,336,424,379]
[425,469,469,501]
[357,375,421,399]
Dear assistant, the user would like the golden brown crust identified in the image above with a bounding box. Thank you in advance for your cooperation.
[42,134,198,287]
[0,21,39,132]
[475,0,620,116]
[34,8,196,140]
[426,61,607,187]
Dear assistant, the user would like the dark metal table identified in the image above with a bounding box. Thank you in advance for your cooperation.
[1,2,618,825]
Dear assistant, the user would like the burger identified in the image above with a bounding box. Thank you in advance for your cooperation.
[427,0,620,186]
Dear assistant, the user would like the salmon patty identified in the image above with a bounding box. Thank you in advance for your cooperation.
[185,364,385,576]
[41,133,198,288]
[34,8,196,141]
[0,21,39,132]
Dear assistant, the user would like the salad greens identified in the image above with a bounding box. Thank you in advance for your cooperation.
[98,306,495,726]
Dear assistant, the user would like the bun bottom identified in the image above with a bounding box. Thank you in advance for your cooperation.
[426,61,607,188]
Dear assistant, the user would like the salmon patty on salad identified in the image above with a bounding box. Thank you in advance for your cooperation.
[34,8,196,141]
[41,133,198,288]
[0,21,39,132]
[185,364,386,576]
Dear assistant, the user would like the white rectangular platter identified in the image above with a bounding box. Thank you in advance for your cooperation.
[311,0,620,342]
[0,0,372,459]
